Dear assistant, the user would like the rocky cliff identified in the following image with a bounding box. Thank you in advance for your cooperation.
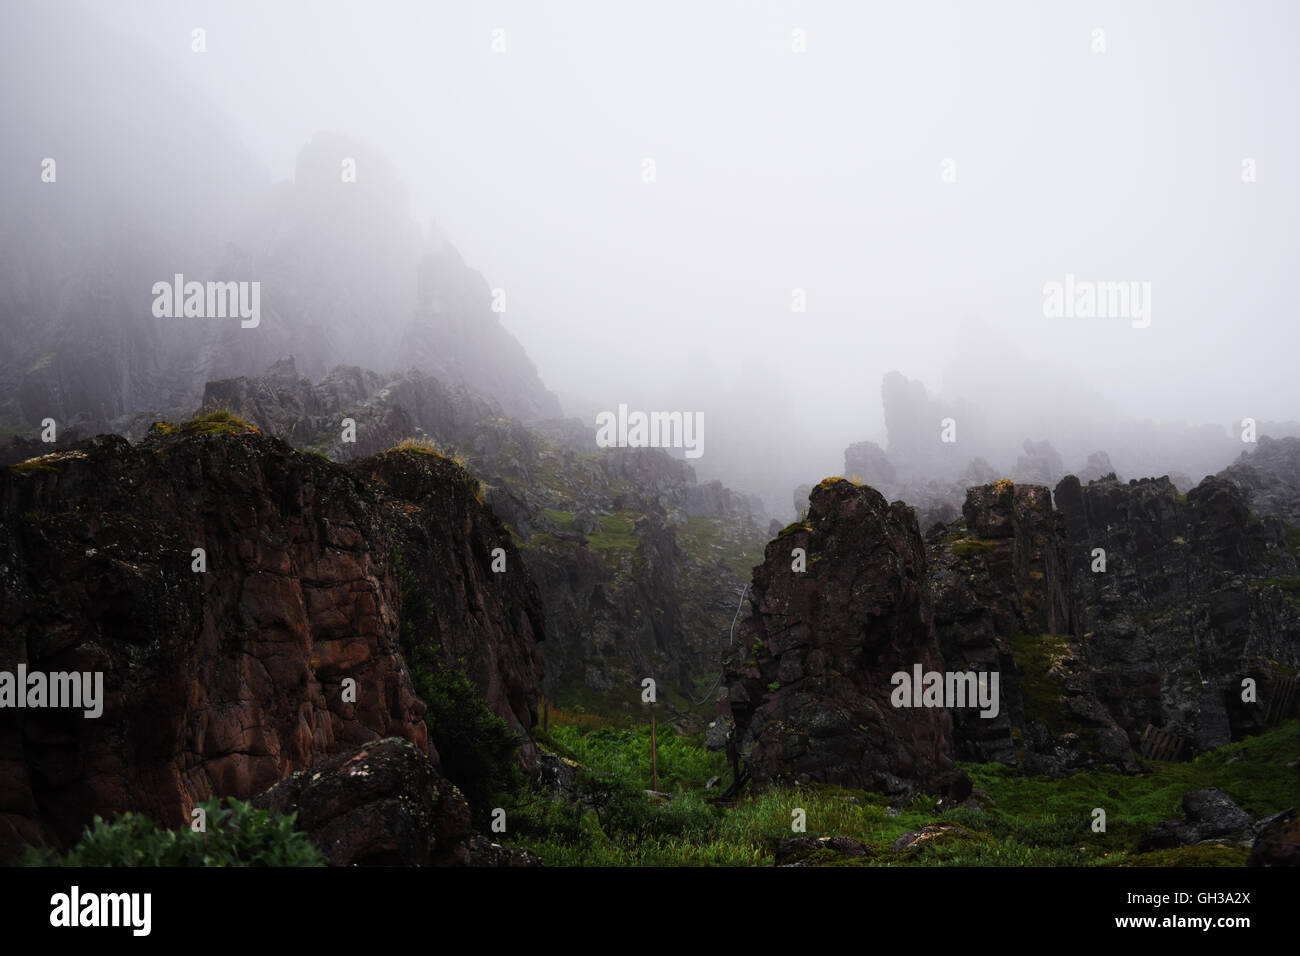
[1056,471,1300,751]
[0,423,544,862]
[928,481,1134,773]
[181,359,766,717]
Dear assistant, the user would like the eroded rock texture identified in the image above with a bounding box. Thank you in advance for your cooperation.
[725,478,954,794]
[0,428,544,862]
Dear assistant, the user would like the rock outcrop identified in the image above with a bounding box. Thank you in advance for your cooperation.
[0,425,544,862]
[1055,472,1300,750]
[252,737,539,867]
[1218,436,1300,527]
[928,481,1134,773]
[724,478,954,794]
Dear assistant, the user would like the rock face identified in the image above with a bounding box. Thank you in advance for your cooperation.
[186,360,765,715]
[1219,436,1300,527]
[928,481,1133,773]
[1055,472,1300,749]
[0,427,544,862]
[725,478,954,794]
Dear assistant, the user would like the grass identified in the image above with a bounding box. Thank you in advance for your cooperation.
[151,408,260,437]
[585,512,639,551]
[509,713,1297,867]
[951,537,999,558]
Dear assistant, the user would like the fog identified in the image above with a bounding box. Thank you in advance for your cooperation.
[2,0,1297,513]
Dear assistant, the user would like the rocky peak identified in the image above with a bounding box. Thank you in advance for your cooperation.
[725,478,954,794]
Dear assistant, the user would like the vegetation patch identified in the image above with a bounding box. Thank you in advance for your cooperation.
[17,797,323,867]
[951,537,998,559]
[1009,631,1072,733]
[151,408,260,437]
[585,511,639,551]
[508,718,1295,866]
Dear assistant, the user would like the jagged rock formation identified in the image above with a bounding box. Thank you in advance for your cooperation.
[928,481,1134,773]
[0,45,558,437]
[1012,439,1064,486]
[518,447,764,707]
[1077,451,1116,484]
[0,426,543,862]
[724,478,954,794]
[1055,472,1300,750]
[843,441,896,489]
[169,360,766,715]
[1219,436,1300,527]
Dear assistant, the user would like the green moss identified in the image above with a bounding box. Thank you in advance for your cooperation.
[1010,631,1072,734]
[7,457,58,474]
[951,537,998,558]
[152,408,260,437]
[1107,845,1250,867]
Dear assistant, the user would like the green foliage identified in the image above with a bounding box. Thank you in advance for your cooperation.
[540,724,726,793]
[410,656,520,826]
[394,546,520,825]
[510,718,1297,867]
[18,798,324,867]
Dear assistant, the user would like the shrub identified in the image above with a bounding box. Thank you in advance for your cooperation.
[409,656,520,825]
[18,798,324,867]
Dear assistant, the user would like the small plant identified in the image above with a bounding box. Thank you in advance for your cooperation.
[395,435,440,455]
[17,797,324,867]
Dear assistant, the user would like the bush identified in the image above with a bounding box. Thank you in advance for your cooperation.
[410,657,520,825]
[18,798,324,867]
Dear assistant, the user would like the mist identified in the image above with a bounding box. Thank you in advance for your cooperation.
[2,0,1297,515]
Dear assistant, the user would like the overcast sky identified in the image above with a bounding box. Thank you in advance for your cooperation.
[9,1,1299,490]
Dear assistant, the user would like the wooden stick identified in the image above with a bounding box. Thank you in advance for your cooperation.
[651,711,659,793]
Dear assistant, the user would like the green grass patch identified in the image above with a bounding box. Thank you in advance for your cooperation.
[540,508,576,533]
[511,713,1296,866]
[153,408,260,437]
[951,537,999,558]
[585,511,639,551]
